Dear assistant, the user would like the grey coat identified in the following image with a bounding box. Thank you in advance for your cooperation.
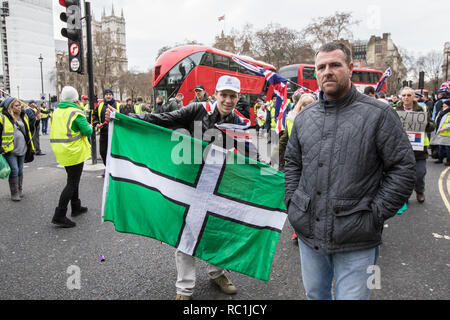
[284,86,416,254]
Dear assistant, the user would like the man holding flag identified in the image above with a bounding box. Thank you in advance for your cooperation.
[104,75,285,300]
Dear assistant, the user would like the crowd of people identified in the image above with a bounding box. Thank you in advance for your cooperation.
[2,41,450,301]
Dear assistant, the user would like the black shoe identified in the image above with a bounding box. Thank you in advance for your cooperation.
[446,162,450,166]
[36,152,46,156]
[52,216,76,228]
[71,206,88,217]
[71,200,88,217]
[435,159,443,164]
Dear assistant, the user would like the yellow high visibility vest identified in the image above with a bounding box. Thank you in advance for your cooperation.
[98,101,121,119]
[0,113,34,153]
[270,107,276,129]
[286,119,294,137]
[50,107,91,167]
[439,113,450,137]
[98,101,120,132]
[134,104,144,114]
[41,107,49,119]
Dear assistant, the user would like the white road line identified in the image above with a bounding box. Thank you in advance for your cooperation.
[438,167,450,215]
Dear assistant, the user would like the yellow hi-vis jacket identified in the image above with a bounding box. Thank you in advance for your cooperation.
[0,113,34,153]
[50,106,91,167]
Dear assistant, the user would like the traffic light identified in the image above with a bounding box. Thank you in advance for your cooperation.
[59,0,84,74]
[418,71,425,90]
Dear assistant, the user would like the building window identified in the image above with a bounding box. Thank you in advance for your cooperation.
[375,45,383,54]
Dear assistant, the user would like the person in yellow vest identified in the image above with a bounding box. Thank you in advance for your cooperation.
[40,102,50,135]
[396,87,435,203]
[433,99,450,166]
[264,96,278,144]
[93,89,121,166]
[254,99,265,137]
[0,97,35,201]
[134,96,146,114]
[50,86,92,228]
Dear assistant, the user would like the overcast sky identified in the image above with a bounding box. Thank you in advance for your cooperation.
[53,0,450,72]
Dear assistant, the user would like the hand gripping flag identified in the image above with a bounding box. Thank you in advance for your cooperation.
[102,112,287,281]
[375,67,392,93]
[232,56,288,134]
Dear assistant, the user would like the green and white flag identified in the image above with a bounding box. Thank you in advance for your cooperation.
[102,112,287,281]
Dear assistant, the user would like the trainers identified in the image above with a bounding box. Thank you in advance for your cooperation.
[52,216,76,228]
[175,294,192,300]
[212,274,237,295]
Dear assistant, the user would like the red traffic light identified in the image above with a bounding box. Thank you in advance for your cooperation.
[59,0,80,7]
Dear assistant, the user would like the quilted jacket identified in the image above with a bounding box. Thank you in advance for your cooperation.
[284,85,416,254]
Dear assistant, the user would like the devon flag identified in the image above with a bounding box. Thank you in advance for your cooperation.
[101,113,287,281]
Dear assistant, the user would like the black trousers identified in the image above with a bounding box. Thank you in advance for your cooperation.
[99,134,108,166]
[57,162,84,210]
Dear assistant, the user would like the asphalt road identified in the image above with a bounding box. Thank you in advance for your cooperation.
[0,131,449,300]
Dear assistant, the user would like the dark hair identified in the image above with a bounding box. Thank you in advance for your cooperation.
[316,42,353,65]
[364,86,375,95]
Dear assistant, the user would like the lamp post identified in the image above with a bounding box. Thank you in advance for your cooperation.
[38,53,44,98]
[445,51,450,81]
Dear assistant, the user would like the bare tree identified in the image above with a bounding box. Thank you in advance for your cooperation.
[252,23,314,69]
[416,51,444,93]
[303,11,360,49]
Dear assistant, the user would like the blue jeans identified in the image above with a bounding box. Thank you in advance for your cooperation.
[41,118,49,134]
[4,153,25,179]
[298,238,379,300]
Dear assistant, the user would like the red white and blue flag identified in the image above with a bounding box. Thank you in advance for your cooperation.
[232,56,288,133]
[375,67,392,93]
[202,101,257,155]
[439,79,450,92]
[218,15,225,21]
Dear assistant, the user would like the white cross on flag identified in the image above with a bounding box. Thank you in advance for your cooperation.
[101,113,287,281]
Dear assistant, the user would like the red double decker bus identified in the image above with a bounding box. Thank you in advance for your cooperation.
[152,45,276,125]
[279,64,386,96]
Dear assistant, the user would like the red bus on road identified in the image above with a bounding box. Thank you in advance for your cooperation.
[152,45,276,125]
[279,64,386,96]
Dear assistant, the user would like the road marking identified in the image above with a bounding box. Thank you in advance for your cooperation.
[432,233,450,240]
[438,167,450,215]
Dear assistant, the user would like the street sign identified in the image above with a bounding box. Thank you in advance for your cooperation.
[70,57,80,72]
[69,43,79,56]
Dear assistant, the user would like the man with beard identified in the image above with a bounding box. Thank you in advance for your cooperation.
[284,42,415,300]
[93,89,121,166]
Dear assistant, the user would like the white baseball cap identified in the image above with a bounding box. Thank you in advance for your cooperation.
[216,75,241,93]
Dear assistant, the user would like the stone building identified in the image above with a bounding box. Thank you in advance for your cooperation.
[443,42,450,81]
[351,33,407,94]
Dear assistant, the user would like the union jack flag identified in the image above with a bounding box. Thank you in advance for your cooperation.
[439,79,450,92]
[293,88,305,96]
[202,101,257,156]
[218,15,225,21]
[375,67,392,93]
[232,56,288,133]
